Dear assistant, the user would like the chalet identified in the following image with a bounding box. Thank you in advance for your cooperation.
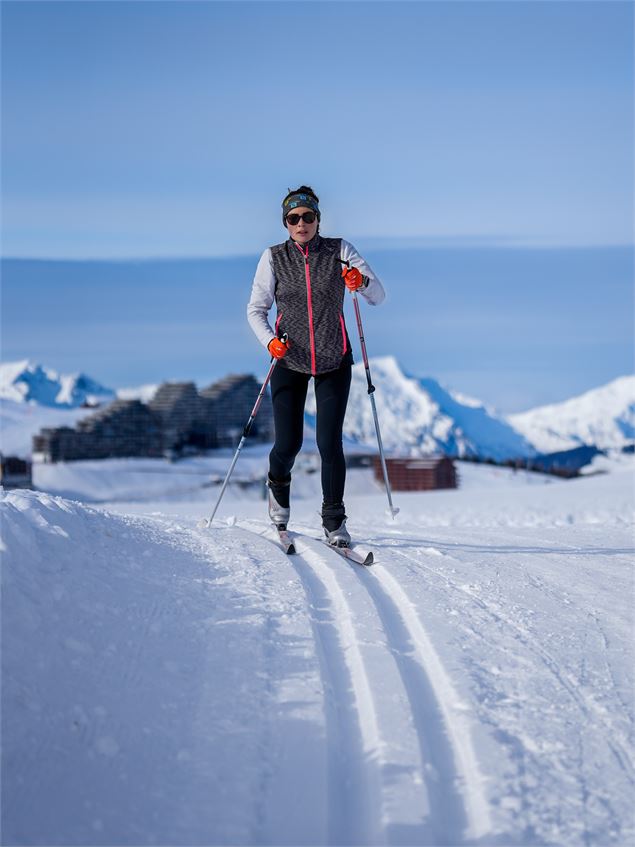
[374,456,457,491]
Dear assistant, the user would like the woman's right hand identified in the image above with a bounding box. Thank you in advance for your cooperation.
[268,337,289,359]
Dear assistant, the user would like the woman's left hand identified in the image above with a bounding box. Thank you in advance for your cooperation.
[342,266,367,291]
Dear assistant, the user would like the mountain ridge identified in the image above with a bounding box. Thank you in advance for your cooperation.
[0,360,116,408]
[2,358,633,460]
[508,374,635,454]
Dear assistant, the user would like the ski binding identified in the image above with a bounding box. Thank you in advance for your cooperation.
[325,540,374,566]
[275,525,296,555]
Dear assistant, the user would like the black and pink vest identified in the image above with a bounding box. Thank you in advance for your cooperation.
[271,234,353,375]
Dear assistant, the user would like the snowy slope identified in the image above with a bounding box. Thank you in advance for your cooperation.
[116,383,160,403]
[0,398,94,458]
[306,356,536,461]
[2,461,634,846]
[0,360,116,407]
[509,374,635,453]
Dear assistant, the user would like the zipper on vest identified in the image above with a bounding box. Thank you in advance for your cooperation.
[296,242,317,375]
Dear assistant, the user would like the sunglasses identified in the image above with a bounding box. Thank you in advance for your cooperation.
[285,211,317,226]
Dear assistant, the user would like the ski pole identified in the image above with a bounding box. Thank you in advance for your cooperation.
[200,335,286,528]
[342,261,399,519]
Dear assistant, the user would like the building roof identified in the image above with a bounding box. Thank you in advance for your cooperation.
[77,399,157,431]
[200,374,257,402]
[149,382,199,413]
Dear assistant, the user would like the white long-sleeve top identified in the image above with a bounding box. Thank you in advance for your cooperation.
[247,238,385,350]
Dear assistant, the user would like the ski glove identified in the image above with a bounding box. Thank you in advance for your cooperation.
[268,337,289,359]
[342,266,368,291]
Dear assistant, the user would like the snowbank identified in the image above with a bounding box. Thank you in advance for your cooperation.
[1,488,325,845]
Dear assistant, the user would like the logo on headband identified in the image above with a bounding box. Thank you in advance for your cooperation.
[284,193,319,213]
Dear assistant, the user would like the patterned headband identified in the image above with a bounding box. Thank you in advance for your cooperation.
[282,192,320,225]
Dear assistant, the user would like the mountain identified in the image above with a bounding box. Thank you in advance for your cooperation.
[4,357,632,463]
[508,375,635,454]
[0,360,116,408]
[305,356,536,461]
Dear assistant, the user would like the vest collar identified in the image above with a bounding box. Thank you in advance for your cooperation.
[289,232,321,254]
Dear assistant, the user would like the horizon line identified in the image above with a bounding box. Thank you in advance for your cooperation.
[2,238,633,264]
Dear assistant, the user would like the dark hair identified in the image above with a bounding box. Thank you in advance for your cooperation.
[283,185,319,206]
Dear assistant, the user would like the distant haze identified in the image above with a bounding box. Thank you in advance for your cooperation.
[2,245,632,414]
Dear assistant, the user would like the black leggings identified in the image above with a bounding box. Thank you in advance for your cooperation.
[269,362,352,505]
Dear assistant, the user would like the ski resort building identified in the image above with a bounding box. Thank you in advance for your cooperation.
[32,375,274,463]
[375,456,457,491]
[200,374,273,448]
[148,382,208,455]
[32,401,163,463]
[0,455,33,489]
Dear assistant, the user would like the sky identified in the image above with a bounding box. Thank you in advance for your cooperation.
[2,0,633,258]
[1,1,633,414]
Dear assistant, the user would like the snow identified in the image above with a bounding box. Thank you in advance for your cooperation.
[0,360,116,408]
[2,455,634,845]
[0,398,95,458]
[116,383,160,403]
[306,356,537,461]
[509,374,635,454]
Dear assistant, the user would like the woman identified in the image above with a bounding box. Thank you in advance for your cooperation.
[247,186,385,546]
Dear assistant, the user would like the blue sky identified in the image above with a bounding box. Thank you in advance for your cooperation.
[2,1,633,258]
[1,1,633,414]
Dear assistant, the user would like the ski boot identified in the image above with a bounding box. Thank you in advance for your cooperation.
[324,519,352,548]
[322,501,351,548]
[267,473,291,529]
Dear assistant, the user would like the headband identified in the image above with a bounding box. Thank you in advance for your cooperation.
[282,192,320,226]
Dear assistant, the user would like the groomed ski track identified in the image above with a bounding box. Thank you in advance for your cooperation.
[4,476,633,846]
[381,541,635,789]
[237,520,492,845]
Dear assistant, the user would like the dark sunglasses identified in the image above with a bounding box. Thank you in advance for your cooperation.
[285,211,316,226]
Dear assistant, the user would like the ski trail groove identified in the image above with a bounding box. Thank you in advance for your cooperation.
[292,541,386,846]
[355,559,492,842]
[298,533,492,845]
[235,523,492,843]
[236,521,386,845]
[388,544,635,784]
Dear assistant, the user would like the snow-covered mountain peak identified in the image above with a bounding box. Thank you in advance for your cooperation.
[509,374,635,453]
[306,357,535,461]
[0,360,115,408]
[364,355,411,381]
[1,358,34,380]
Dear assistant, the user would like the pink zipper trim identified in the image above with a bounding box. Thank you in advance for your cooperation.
[339,314,347,355]
[295,242,316,374]
[275,312,282,334]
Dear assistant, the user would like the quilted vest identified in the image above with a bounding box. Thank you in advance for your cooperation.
[270,234,352,375]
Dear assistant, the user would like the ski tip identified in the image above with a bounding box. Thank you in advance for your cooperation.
[363,552,374,565]
[287,544,297,555]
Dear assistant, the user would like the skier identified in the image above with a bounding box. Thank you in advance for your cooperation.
[247,185,386,546]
